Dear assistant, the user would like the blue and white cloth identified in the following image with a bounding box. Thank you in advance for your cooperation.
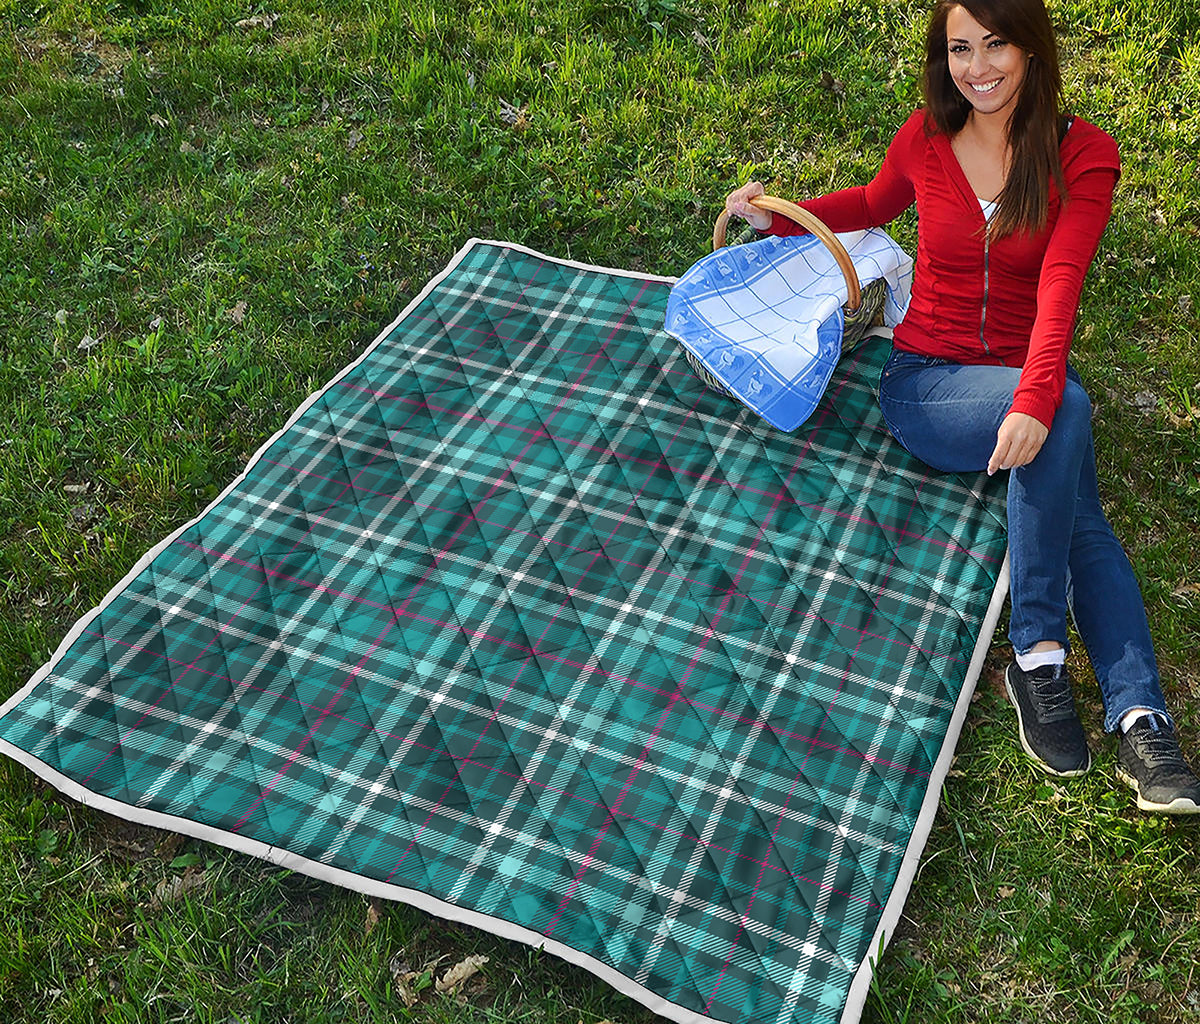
[666,229,914,431]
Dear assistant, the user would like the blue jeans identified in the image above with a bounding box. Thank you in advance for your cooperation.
[877,348,1168,732]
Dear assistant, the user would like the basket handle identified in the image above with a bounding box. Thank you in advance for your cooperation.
[713,195,862,312]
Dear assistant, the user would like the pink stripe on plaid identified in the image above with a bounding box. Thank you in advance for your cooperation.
[88,579,936,783]
[701,472,927,1012]
[81,623,915,876]
[692,381,896,1008]
[400,310,658,372]
[228,465,975,665]
[378,279,654,881]
[543,350,874,939]
[226,256,560,833]
[327,381,999,563]
[511,356,733,933]
[245,461,976,667]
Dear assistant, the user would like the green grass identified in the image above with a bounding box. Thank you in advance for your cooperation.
[2,0,1199,1021]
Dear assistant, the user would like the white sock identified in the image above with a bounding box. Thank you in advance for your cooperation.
[1120,709,1165,733]
[1016,648,1066,673]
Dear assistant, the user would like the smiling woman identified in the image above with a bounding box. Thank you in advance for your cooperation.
[725,0,1200,815]
[923,0,1065,238]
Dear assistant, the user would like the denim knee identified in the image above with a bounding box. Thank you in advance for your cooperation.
[1039,380,1092,459]
[1059,379,1092,427]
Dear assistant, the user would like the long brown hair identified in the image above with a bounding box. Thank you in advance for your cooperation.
[923,0,1068,238]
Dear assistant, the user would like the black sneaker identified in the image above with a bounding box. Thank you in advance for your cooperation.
[1004,662,1092,777]
[1116,716,1200,815]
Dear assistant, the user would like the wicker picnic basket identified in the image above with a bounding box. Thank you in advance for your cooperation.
[683,194,887,398]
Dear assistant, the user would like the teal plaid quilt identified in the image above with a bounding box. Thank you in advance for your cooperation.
[0,240,1009,1024]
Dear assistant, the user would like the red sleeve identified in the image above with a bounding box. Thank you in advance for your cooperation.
[1008,129,1121,427]
[766,111,922,236]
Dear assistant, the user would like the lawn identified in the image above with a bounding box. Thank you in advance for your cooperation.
[1,0,1198,1021]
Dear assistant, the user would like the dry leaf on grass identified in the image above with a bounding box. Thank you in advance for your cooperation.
[388,954,421,1008]
[151,868,208,907]
[236,12,279,30]
[436,954,489,994]
[498,98,528,128]
[364,897,383,935]
[392,972,420,1007]
[227,300,248,324]
[818,70,845,95]
[389,951,451,1007]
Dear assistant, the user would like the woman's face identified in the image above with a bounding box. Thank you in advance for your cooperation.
[945,5,1030,120]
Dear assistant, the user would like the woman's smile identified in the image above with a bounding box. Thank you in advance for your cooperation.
[945,5,1029,118]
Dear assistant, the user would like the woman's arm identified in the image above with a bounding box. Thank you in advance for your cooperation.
[726,111,923,234]
[1008,164,1119,428]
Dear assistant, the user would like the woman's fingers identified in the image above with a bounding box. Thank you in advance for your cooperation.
[988,412,1049,475]
[986,439,1007,477]
[724,181,771,230]
[725,180,764,209]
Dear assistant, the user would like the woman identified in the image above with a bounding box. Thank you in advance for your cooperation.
[726,0,1199,813]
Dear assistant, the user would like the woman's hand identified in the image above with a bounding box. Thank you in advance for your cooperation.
[987,412,1049,475]
[725,181,773,231]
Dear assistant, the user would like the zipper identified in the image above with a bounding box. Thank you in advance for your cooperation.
[979,227,992,357]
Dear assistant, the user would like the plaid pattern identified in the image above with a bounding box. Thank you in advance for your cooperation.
[0,242,1007,1024]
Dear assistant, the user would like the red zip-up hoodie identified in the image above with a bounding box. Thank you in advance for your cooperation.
[766,109,1120,428]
